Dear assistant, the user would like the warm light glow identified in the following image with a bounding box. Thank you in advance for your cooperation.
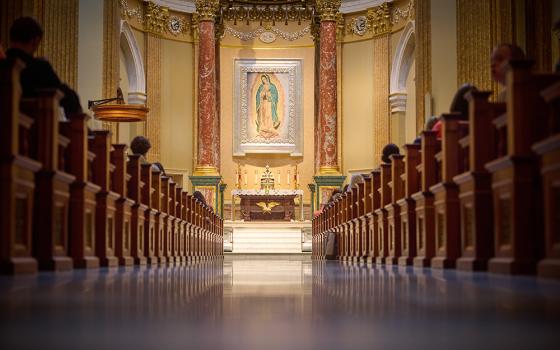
[92,104,149,122]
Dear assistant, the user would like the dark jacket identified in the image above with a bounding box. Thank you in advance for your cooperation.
[6,48,82,116]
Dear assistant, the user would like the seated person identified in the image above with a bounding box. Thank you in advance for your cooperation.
[130,136,160,172]
[381,143,400,164]
[413,116,439,144]
[490,43,525,102]
[431,83,478,139]
[152,162,166,177]
[6,17,82,118]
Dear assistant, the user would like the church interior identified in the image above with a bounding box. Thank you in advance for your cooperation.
[1,0,560,348]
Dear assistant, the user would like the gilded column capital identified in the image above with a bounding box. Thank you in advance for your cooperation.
[195,0,220,21]
[367,2,392,36]
[316,0,341,22]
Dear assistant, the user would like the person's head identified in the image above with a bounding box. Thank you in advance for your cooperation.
[193,191,207,205]
[261,74,270,85]
[9,17,44,55]
[424,116,439,131]
[153,162,166,176]
[381,143,400,164]
[348,174,364,190]
[450,83,478,119]
[491,43,525,86]
[130,136,151,157]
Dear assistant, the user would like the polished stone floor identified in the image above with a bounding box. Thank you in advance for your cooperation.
[1,257,559,350]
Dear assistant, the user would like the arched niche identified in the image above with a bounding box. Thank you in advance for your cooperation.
[120,20,146,104]
[389,20,415,114]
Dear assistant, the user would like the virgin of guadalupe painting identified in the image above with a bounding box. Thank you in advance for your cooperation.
[233,58,303,156]
[255,74,280,138]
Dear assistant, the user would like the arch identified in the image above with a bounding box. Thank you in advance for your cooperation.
[120,20,146,104]
[389,21,415,113]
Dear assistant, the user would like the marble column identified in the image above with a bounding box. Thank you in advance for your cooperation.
[314,1,345,210]
[316,0,341,175]
[194,0,220,176]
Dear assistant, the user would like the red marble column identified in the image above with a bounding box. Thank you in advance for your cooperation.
[318,19,339,173]
[196,19,218,172]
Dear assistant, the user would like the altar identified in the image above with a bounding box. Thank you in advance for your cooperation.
[231,189,304,222]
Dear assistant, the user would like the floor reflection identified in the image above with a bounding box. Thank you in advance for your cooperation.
[0,259,559,349]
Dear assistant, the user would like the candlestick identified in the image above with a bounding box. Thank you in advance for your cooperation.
[254,170,258,185]
[244,170,247,186]
[287,170,291,185]
[277,170,281,185]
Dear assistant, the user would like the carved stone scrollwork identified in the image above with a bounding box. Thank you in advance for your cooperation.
[367,2,392,36]
[316,0,342,22]
[195,0,220,21]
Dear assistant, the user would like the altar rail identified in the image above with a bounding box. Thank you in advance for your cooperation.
[0,58,223,274]
[312,60,560,279]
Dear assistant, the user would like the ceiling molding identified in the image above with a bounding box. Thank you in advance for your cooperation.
[153,0,393,15]
[153,0,196,13]
[340,0,389,14]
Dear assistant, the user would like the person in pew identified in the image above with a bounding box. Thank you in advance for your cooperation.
[152,162,166,177]
[193,191,208,206]
[490,43,525,102]
[413,116,439,145]
[381,143,401,164]
[129,136,161,172]
[6,17,83,118]
[431,83,478,139]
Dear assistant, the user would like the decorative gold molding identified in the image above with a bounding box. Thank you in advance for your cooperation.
[103,0,120,139]
[366,2,392,37]
[193,166,220,177]
[195,0,219,21]
[316,0,342,22]
[415,0,431,132]
[120,0,192,38]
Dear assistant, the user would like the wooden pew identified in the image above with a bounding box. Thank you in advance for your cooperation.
[111,144,134,266]
[89,130,118,267]
[366,170,381,265]
[151,170,165,265]
[0,59,41,274]
[358,175,372,263]
[375,163,391,264]
[486,60,559,274]
[412,130,439,267]
[534,80,560,278]
[167,180,177,264]
[350,185,360,263]
[398,144,421,266]
[386,155,404,265]
[454,91,505,271]
[141,163,157,265]
[186,194,194,262]
[23,90,75,271]
[177,188,186,265]
[60,114,100,268]
[160,177,172,265]
[431,113,467,269]
[127,154,147,265]
[341,192,350,261]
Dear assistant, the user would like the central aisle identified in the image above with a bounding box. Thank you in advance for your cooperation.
[0,257,559,349]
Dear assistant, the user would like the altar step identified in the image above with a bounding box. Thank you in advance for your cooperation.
[231,225,303,254]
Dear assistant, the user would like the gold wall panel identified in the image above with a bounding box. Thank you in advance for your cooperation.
[145,33,162,162]
[372,34,390,167]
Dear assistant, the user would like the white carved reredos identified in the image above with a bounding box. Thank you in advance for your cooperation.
[120,20,147,104]
[389,20,415,113]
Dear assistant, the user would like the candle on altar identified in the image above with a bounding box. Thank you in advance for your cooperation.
[235,169,239,187]
[287,170,291,185]
[296,172,300,185]
[254,170,258,185]
[277,170,281,185]
[244,170,248,186]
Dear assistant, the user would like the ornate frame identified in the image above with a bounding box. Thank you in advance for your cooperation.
[233,58,303,156]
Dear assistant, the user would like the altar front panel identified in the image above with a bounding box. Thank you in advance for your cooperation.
[239,195,297,221]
